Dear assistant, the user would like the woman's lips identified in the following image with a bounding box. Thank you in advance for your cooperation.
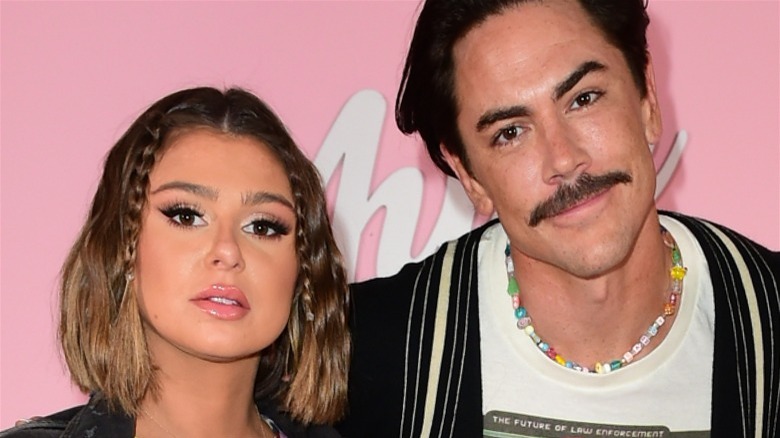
[191,284,249,320]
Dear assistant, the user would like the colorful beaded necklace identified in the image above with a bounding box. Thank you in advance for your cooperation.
[505,227,687,374]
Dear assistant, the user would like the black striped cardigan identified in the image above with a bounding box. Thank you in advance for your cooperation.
[337,212,780,437]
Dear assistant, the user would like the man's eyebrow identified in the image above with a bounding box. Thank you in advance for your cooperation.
[553,60,606,101]
[150,181,218,200]
[475,61,606,133]
[476,105,531,133]
[242,191,295,211]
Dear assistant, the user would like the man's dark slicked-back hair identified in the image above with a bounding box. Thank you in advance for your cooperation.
[395,0,651,177]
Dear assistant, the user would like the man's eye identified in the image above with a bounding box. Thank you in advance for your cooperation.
[570,91,603,110]
[493,125,525,146]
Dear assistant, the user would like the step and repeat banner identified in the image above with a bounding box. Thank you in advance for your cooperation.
[2,0,778,428]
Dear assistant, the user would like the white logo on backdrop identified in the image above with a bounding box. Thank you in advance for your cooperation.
[315,90,687,279]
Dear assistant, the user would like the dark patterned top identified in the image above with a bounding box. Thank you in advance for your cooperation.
[1,392,339,437]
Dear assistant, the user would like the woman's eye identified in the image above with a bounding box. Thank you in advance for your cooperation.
[570,91,603,110]
[161,207,206,227]
[242,219,290,238]
[493,125,525,146]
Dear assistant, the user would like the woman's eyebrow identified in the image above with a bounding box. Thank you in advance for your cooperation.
[150,181,219,200]
[242,191,295,211]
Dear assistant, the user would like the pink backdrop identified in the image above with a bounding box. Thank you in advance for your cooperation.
[1,0,778,428]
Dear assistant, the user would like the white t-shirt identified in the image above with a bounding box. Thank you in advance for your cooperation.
[479,216,714,437]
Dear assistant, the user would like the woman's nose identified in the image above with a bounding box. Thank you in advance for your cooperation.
[207,227,245,271]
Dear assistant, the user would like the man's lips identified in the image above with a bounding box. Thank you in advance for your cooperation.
[553,186,610,217]
[529,171,632,226]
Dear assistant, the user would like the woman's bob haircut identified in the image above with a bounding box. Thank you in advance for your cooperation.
[59,87,350,424]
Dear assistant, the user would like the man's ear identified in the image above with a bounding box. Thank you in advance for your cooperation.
[441,144,495,216]
[642,56,663,145]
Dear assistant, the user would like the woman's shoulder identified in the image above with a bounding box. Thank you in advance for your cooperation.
[0,405,83,437]
[258,400,342,438]
[0,394,134,438]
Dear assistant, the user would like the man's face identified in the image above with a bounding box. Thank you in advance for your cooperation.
[446,0,662,278]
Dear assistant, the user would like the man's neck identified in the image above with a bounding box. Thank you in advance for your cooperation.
[510,213,674,367]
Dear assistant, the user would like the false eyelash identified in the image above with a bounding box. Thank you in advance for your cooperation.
[244,217,292,238]
[158,202,205,227]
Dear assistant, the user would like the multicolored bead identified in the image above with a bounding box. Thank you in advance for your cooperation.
[504,225,685,374]
[671,266,687,281]
[672,247,681,264]
[517,316,531,329]
[648,324,659,336]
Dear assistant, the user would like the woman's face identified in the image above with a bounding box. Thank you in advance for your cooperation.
[135,128,298,364]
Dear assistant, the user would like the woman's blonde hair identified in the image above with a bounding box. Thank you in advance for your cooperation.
[59,87,350,424]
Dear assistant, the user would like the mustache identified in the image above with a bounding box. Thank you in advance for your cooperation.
[528,171,632,227]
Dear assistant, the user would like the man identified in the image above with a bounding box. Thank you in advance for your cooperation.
[335,0,780,437]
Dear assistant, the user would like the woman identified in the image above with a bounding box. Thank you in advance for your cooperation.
[2,87,350,437]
